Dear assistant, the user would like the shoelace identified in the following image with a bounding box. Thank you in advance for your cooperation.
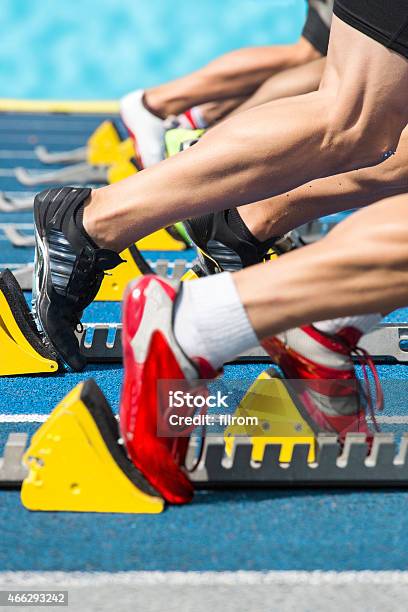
[350,346,384,432]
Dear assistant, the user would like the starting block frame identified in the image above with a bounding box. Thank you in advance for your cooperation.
[34,145,87,165]
[0,192,35,212]
[1,377,408,513]
[2,431,408,492]
[0,433,29,487]
[189,434,408,488]
[72,322,408,365]
[14,163,109,187]
[2,224,35,247]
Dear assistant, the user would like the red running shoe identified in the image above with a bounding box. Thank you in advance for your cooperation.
[262,325,383,440]
[120,275,217,504]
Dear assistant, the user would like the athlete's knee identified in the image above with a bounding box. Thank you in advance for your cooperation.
[320,106,398,172]
[319,72,407,170]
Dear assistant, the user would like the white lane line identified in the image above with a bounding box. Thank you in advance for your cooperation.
[0,223,33,229]
[2,191,37,198]
[1,571,408,587]
[375,416,408,424]
[0,415,47,423]
[0,122,103,132]
[0,151,37,159]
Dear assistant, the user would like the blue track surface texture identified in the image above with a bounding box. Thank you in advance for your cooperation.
[0,111,408,574]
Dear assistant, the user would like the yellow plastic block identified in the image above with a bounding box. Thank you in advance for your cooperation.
[107,157,139,183]
[224,369,316,462]
[86,120,121,164]
[180,268,200,282]
[96,245,153,301]
[0,271,58,376]
[136,229,187,251]
[21,380,164,513]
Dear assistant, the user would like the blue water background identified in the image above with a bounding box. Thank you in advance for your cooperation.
[0,0,305,99]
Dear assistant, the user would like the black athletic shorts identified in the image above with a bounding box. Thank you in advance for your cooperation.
[334,1,408,60]
[302,0,334,56]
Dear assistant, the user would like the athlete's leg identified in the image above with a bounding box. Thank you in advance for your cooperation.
[228,57,325,117]
[85,16,408,252]
[238,125,408,241]
[235,194,408,339]
[121,196,406,495]
[194,58,325,127]
[145,37,320,117]
[193,97,247,126]
[122,58,325,166]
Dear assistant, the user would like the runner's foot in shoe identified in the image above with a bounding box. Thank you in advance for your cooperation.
[33,187,124,371]
[120,90,170,168]
[183,209,301,274]
[120,275,218,504]
[262,324,383,440]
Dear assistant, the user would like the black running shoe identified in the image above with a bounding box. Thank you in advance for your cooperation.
[183,211,301,274]
[33,187,124,371]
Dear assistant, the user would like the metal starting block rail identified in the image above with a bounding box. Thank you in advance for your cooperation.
[34,145,87,164]
[0,192,35,212]
[189,433,408,488]
[0,433,29,487]
[75,322,408,365]
[1,224,35,247]
[1,379,407,513]
[2,432,408,491]
[14,163,108,187]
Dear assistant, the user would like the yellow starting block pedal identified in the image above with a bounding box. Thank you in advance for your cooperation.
[180,264,207,282]
[136,227,189,251]
[96,244,154,301]
[0,269,58,376]
[21,379,165,513]
[107,156,140,183]
[224,368,316,463]
[87,121,134,166]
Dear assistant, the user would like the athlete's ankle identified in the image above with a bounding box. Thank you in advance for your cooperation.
[142,90,167,120]
[237,206,276,243]
[174,273,259,370]
[82,189,121,253]
[143,89,176,119]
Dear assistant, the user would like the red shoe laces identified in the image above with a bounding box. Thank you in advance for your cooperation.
[350,345,384,432]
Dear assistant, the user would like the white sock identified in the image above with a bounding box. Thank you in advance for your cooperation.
[120,89,166,167]
[314,313,382,337]
[174,272,259,370]
[177,106,208,130]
